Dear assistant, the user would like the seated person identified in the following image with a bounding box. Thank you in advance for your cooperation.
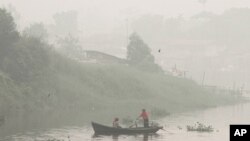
[113,117,121,128]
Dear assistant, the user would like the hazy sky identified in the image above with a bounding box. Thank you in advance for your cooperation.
[1,0,250,28]
[1,0,250,88]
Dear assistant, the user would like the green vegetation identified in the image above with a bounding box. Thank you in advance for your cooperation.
[127,32,162,73]
[0,8,243,136]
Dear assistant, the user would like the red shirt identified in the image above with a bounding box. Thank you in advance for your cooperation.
[140,111,148,120]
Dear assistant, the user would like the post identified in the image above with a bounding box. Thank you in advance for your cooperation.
[202,72,205,86]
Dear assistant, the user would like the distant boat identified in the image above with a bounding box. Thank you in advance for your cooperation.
[91,122,163,134]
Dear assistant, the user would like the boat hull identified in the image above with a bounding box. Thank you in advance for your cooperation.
[92,122,163,134]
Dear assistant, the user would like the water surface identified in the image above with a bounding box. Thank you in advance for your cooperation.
[1,102,250,141]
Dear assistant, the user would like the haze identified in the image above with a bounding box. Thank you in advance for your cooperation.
[2,0,250,27]
[1,0,250,140]
[1,0,250,89]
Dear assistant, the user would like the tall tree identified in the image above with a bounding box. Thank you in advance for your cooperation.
[0,8,19,67]
[127,32,162,72]
[57,34,83,59]
[23,23,48,42]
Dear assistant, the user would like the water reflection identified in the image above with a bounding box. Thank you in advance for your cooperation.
[142,133,160,141]
[112,134,119,141]
[2,103,250,141]
[92,133,160,141]
[143,134,148,141]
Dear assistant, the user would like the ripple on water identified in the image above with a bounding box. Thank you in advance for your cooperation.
[1,103,250,141]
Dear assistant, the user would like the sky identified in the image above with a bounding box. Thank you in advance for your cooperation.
[1,0,250,89]
[1,0,250,27]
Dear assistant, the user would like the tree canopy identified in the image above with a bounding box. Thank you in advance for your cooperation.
[23,23,48,42]
[0,8,19,65]
[0,8,50,82]
[127,32,162,72]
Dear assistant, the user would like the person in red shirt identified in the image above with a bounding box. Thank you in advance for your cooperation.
[137,109,149,127]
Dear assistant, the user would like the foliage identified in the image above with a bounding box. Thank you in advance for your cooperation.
[126,32,162,72]
[127,33,153,63]
[1,36,51,82]
[23,23,48,41]
[0,8,243,136]
[0,8,19,66]
[57,34,83,58]
[1,9,51,82]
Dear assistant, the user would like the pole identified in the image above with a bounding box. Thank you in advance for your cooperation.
[202,72,206,86]
[126,19,129,46]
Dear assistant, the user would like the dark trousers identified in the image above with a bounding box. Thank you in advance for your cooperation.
[144,119,149,127]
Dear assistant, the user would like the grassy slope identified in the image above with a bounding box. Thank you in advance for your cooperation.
[0,8,243,136]
[0,58,241,134]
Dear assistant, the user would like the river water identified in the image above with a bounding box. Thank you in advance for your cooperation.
[1,102,250,141]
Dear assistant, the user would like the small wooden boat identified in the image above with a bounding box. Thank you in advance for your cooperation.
[92,122,163,134]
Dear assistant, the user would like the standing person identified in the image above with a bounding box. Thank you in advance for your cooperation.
[137,109,149,127]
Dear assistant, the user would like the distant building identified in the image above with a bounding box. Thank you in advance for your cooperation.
[80,50,127,65]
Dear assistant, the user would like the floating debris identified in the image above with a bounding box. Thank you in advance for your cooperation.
[187,122,213,132]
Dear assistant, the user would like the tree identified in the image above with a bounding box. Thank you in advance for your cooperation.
[0,8,50,82]
[0,8,19,46]
[2,36,50,82]
[23,23,48,42]
[127,32,162,72]
[57,34,83,59]
[0,8,19,67]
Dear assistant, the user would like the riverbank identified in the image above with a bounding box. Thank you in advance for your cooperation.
[0,63,245,137]
[0,8,245,137]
